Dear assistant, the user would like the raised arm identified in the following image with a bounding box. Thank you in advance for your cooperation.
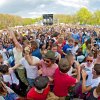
[82,70,92,93]
[25,54,41,66]
[74,61,81,82]
[9,30,22,51]
[24,46,41,66]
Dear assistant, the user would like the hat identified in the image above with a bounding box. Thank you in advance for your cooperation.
[44,50,56,60]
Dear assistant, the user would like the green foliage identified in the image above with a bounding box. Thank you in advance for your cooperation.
[0,14,41,29]
[93,10,100,25]
[0,14,23,29]
[54,8,100,25]
[76,7,92,24]
[55,14,78,24]
[22,18,34,25]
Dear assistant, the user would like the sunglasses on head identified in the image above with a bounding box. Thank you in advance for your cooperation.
[87,60,93,63]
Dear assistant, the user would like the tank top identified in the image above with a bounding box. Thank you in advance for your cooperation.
[13,47,23,69]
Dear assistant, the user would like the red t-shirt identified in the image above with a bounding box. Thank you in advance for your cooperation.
[27,85,50,100]
[53,68,76,97]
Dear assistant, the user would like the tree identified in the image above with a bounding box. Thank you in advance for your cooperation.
[93,10,100,25]
[76,7,92,24]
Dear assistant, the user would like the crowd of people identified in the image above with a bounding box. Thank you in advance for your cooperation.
[0,24,100,100]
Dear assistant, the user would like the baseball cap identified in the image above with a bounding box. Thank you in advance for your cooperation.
[44,50,56,60]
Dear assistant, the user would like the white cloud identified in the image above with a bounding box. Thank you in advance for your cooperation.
[28,11,56,18]
[55,0,88,8]
[28,11,46,18]
[0,0,7,6]
[0,0,99,18]
[40,4,45,8]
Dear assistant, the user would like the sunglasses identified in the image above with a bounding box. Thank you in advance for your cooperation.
[52,49,57,51]
[43,59,51,63]
[87,60,93,63]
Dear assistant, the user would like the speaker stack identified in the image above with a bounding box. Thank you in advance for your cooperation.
[43,14,53,25]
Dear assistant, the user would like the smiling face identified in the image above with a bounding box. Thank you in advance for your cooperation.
[51,46,57,52]
[43,58,52,67]
[68,39,74,46]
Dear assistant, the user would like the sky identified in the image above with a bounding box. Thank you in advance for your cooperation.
[0,0,100,18]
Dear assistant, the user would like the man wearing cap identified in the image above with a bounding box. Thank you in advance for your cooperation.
[38,50,58,91]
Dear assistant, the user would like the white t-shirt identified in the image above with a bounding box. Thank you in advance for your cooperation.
[81,62,94,72]
[81,62,94,86]
[67,66,73,76]
[91,77,100,88]
[20,56,40,79]
[86,71,93,86]
[3,72,19,85]
[0,96,5,100]
[72,45,79,55]
[0,49,8,60]
[3,74,12,85]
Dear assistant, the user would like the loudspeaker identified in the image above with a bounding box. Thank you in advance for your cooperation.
[43,14,53,25]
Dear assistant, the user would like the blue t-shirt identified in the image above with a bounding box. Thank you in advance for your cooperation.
[32,48,42,59]
[62,44,73,54]
[72,33,80,41]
